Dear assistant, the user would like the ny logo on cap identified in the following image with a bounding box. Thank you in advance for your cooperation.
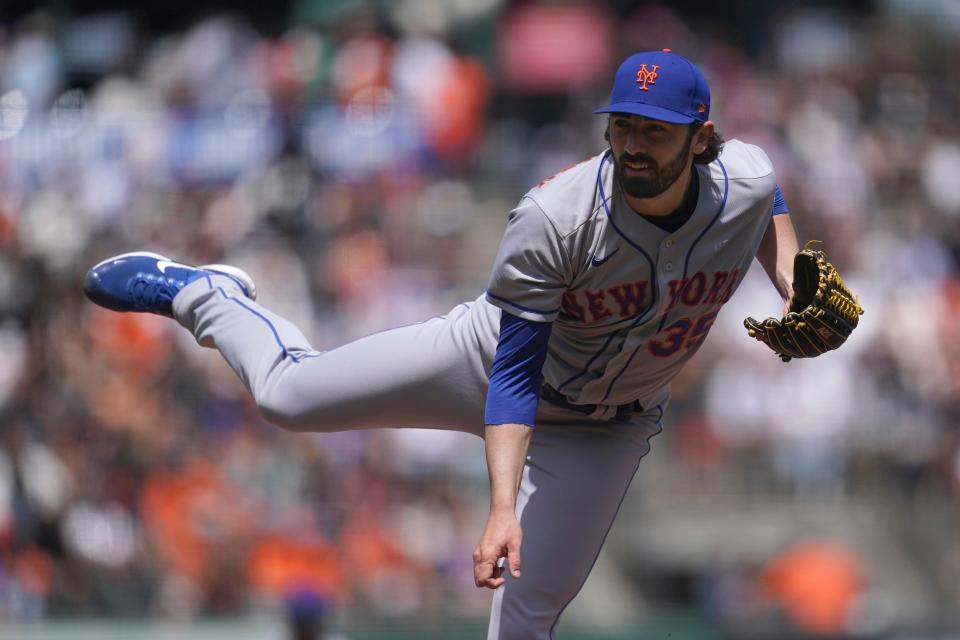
[635,64,659,91]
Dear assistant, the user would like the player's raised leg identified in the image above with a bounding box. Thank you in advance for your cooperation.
[487,409,663,640]
[84,252,495,436]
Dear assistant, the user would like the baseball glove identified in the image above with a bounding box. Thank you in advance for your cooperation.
[744,244,863,362]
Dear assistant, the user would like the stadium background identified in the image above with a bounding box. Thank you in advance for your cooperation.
[1,0,959,638]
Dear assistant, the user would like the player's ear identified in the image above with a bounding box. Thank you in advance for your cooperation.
[604,126,610,143]
[691,121,714,154]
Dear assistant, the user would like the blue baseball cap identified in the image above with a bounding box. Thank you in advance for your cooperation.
[595,50,710,124]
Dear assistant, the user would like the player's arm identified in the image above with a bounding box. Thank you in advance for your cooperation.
[476,196,567,588]
[756,185,799,307]
[474,312,551,589]
[475,422,531,589]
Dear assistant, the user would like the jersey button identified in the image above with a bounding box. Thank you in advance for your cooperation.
[665,262,673,271]
[666,239,674,247]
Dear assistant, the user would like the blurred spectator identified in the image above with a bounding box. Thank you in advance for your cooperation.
[757,540,864,635]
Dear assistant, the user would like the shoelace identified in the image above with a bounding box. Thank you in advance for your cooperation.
[128,273,185,310]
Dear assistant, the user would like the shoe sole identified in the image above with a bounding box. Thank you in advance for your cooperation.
[91,251,257,301]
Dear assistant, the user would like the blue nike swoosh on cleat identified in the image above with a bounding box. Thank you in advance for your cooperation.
[590,247,620,267]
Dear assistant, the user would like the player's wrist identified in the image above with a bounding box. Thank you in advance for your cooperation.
[489,502,518,517]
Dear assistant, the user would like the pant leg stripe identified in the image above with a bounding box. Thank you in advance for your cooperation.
[206,275,321,364]
[217,287,300,362]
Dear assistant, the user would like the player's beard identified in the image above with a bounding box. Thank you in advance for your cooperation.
[615,139,692,199]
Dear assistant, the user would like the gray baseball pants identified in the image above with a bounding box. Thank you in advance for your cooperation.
[173,273,665,640]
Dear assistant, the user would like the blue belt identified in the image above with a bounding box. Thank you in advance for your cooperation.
[540,383,643,422]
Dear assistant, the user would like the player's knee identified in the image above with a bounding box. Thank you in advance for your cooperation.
[253,388,316,433]
[259,404,310,432]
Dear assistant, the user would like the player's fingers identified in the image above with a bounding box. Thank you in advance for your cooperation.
[473,544,502,588]
[473,552,490,585]
[474,560,504,589]
[481,577,505,589]
[507,541,522,579]
[489,564,504,588]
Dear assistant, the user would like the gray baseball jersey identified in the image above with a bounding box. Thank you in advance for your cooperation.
[486,139,777,411]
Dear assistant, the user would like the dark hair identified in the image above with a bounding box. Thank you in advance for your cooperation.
[692,123,724,165]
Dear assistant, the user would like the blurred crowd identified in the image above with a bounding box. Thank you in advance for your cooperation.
[1,0,960,636]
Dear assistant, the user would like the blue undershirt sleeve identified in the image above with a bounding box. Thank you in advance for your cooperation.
[484,311,552,427]
[772,183,789,215]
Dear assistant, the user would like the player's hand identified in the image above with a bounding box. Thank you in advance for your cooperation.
[473,508,522,589]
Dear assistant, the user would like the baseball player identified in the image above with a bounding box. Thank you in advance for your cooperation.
[84,50,799,639]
